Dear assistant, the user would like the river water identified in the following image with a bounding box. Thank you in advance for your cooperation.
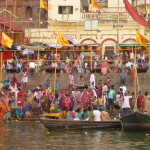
[0,122,150,150]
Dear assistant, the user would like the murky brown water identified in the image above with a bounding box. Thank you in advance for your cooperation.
[0,122,150,150]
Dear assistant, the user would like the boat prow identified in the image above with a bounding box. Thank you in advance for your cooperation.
[121,112,150,131]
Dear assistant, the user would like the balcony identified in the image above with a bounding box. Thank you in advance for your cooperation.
[136,0,150,6]
[81,12,129,22]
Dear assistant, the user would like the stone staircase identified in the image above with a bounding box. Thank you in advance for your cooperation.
[3,70,150,93]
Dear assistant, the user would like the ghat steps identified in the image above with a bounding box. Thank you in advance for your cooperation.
[4,70,150,93]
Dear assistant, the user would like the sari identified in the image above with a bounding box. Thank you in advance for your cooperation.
[12,75,21,87]
[81,92,89,107]
[0,101,7,121]
[62,97,71,111]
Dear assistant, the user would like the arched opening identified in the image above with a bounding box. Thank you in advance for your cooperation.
[26,6,33,18]
[101,38,117,59]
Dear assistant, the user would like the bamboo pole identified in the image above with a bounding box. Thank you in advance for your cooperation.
[149,31,150,74]
[149,45,150,74]
[0,53,2,83]
[37,8,41,70]
[53,43,58,96]
[134,48,137,111]
[90,7,93,71]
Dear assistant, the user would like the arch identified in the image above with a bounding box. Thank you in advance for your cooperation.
[100,38,117,46]
[122,38,136,43]
[80,38,97,44]
[26,6,33,18]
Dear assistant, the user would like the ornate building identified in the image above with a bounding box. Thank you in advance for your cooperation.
[25,0,150,55]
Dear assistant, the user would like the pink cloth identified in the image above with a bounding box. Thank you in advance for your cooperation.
[81,92,89,106]
[4,97,10,106]
[62,97,71,111]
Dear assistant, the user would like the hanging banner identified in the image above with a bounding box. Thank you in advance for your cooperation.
[124,0,150,29]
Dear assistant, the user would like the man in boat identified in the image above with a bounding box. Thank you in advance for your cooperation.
[101,108,111,121]
[93,107,101,121]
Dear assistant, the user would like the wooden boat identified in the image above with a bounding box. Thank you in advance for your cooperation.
[40,117,121,130]
[121,112,150,131]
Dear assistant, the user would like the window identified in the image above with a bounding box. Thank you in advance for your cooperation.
[58,6,73,14]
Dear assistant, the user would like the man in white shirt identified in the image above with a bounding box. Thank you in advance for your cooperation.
[29,61,36,76]
[130,52,134,60]
[120,84,127,95]
[122,93,132,116]
[93,107,101,121]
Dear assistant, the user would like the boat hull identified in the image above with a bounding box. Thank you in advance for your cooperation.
[121,112,150,131]
[40,118,121,130]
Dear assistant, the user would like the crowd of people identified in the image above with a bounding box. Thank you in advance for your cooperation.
[3,51,149,76]
[0,50,150,122]
[0,69,150,122]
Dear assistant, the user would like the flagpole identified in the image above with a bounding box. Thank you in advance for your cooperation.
[37,8,41,70]
[90,5,93,72]
[54,38,58,97]
[134,47,137,111]
[149,31,150,74]
[0,52,2,84]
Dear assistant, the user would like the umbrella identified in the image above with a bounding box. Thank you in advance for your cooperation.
[22,49,34,55]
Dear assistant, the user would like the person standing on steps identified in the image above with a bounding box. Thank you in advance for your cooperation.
[90,72,95,89]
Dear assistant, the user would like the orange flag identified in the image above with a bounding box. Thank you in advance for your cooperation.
[40,0,48,11]
[91,0,100,9]
[57,32,69,46]
[136,31,147,47]
[2,32,13,48]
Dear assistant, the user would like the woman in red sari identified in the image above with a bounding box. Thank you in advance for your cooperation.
[81,89,89,107]
[137,91,145,112]
[62,95,71,111]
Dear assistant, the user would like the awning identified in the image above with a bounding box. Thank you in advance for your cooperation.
[81,0,89,7]
[80,52,100,57]
[22,45,45,50]
[46,44,64,49]
[119,43,150,47]
[74,44,99,47]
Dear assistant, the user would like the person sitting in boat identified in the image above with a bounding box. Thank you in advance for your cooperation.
[101,108,111,121]
[74,108,80,120]
[67,107,76,120]
[93,107,101,121]
[87,106,94,121]
[82,108,89,121]
[59,106,67,120]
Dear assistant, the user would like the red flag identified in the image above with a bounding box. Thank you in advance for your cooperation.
[124,0,150,29]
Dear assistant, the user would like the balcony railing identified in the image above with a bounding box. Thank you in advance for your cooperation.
[136,0,150,6]
[82,12,129,22]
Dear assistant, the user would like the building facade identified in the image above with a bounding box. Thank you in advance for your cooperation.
[0,0,48,29]
[25,0,150,54]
